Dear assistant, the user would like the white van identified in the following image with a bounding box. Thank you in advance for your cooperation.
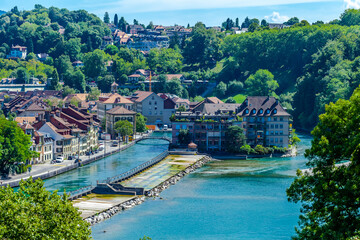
[163,125,168,130]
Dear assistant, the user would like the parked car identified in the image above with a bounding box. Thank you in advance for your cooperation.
[99,146,104,151]
[111,141,118,147]
[68,156,73,160]
[85,152,90,156]
[54,156,64,163]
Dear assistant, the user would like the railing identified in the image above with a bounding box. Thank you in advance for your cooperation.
[137,136,171,142]
[67,185,94,199]
[99,150,169,184]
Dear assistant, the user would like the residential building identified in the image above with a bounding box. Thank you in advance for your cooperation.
[105,106,137,138]
[97,93,134,120]
[6,45,27,59]
[128,25,145,34]
[268,23,291,29]
[129,91,165,125]
[101,36,114,49]
[172,103,241,151]
[72,61,84,67]
[171,96,292,151]
[236,96,291,148]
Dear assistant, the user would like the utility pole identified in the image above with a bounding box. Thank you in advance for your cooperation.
[149,71,152,92]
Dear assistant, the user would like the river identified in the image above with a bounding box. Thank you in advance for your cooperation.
[90,134,312,240]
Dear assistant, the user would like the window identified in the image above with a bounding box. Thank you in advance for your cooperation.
[274,117,277,121]
[271,124,274,129]
[182,125,187,129]
[280,117,283,121]
[252,109,256,114]
[274,109,277,114]
[259,109,263,114]
[275,131,278,135]
[275,124,278,129]
[270,138,274,143]
[268,117,271,121]
[280,131,283,135]
[243,117,246,121]
[189,126,193,130]
[270,131,274,135]
[155,101,157,105]
[266,109,270,114]
[275,138,278,143]
[176,125,180,130]
[245,109,249,114]
[280,138,283,143]
[266,131,269,136]
[152,96,154,100]
[149,101,152,105]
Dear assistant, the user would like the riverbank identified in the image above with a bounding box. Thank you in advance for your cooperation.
[0,133,151,188]
[210,146,297,160]
[83,155,212,225]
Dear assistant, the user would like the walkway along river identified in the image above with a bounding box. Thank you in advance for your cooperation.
[91,134,312,240]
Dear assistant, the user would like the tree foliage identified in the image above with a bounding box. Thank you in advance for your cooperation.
[136,113,147,133]
[0,117,37,176]
[0,178,91,239]
[226,125,246,152]
[114,120,134,137]
[287,86,360,239]
[245,69,278,96]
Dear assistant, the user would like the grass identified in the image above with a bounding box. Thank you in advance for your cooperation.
[222,94,247,103]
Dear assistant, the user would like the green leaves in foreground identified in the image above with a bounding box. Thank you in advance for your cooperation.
[287,86,360,240]
[0,178,91,240]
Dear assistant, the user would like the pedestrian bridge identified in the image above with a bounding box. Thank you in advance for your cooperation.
[136,136,172,143]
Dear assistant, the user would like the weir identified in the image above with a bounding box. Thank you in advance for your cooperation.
[71,153,210,222]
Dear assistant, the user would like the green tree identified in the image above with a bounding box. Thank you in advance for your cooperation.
[49,69,59,90]
[248,22,259,32]
[97,75,114,92]
[114,120,134,141]
[177,105,186,112]
[155,74,168,93]
[178,129,191,145]
[287,86,360,240]
[214,81,227,98]
[83,49,106,79]
[104,12,110,24]
[226,125,246,153]
[0,117,37,176]
[284,17,299,25]
[245,69,278,96]
[87,87,101,100]
[73,70,86,93]
[0,178,91,239]
[16,67,29,84]
[62,85,76,97]
[105,45,118,55]
[136,113,147,133]
[114,14,118,26]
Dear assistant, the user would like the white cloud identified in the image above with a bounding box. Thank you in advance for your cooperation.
[344,0,360,9]
[265,12,290,23]
[94,0,335,14]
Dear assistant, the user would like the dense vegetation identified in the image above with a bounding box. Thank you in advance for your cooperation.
[287,85,360,239]
[0,178,91,239]
[2,6,360,130]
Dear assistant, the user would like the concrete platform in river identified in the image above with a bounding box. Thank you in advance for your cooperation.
[119,154,206,190]
[73,194,135,218]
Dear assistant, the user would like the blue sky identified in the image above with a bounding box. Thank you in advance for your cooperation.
[1,0,357,26]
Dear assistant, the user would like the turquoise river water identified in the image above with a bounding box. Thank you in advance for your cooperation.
[89,134,312,240]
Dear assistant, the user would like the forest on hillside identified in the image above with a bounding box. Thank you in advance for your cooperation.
[1,5,360,130]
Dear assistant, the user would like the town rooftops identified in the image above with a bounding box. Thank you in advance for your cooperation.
[15,117,37,125]
[194,103,241,115]
[237,96,290,117]
[26,102,46,111]
[166,74,184,80]
[12,45,27,51]
[99,93,133,104]
[129,91,154,103]
[64,94,88,102]
[106,106,136,115]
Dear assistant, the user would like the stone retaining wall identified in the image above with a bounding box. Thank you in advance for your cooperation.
[84,155,212,225]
